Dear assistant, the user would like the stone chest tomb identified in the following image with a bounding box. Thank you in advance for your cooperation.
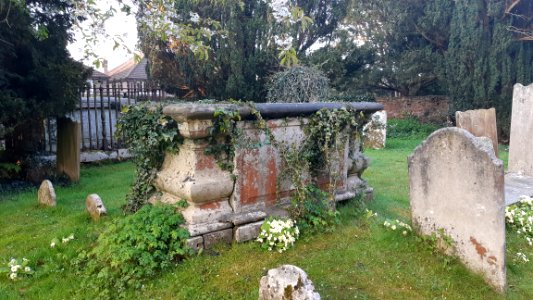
[154,102,382,249]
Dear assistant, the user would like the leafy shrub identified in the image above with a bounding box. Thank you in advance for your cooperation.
[256,217,299,253]
[0,162,21,180]
[267,66,330,103]
[116,102,182,212]
[290,185,340,235]
[387,117,440,139]
[74,204,191,299]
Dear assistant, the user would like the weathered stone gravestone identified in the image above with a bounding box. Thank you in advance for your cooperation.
[455,108,498,157]
[363,110,387,149]
[86,194,107,220]
[509,83,533,176]
[57,117,81,182]
[259,265,320,300]
[408,128,506,292]
[505,83,533,205]
[38,180,56,207]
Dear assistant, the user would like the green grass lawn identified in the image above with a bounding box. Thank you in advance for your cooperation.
[0,138,531,299]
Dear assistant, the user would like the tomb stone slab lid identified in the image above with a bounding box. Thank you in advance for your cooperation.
[163,102,384,122]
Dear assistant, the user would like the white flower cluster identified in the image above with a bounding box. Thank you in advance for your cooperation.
[515,252,530,263]
[256,218,299,253]
[383,219,412,236]
[364,209,378,219]
[50,233,75,248]
[506,195,533,246]
[6,258,32,281]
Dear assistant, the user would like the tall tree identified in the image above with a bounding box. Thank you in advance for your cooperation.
[332,0,532,137]
[445,0,533,136]
[0,0,88,158]
[138,0,350,100]
[335,0,452,96]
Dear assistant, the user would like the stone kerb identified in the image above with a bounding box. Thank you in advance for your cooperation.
[509,83,533,176]
[157,102,382,250]
[408,127,506,292]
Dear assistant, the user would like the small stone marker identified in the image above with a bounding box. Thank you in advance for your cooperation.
[86,194,107,220]
[509,83,533,176]
[259,265,320,300]
[408,127,506,292]
[363,110,387,149]
[38,180,56,207]
[455,107,498,157]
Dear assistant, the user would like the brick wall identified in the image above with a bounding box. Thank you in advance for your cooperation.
[375,95,449,124]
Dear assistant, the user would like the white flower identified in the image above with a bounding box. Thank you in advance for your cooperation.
[189,12,200,23]
[50,242,56,248]
[11,265,20,273]
[24,267,31,272]
[391,225,397,230]
[516,252,530,262]
[9,273,17,280]
[257,218,298,253]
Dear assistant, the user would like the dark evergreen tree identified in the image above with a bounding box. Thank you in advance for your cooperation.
[334,0,532,136]
[139,0,350,101]
[0,0,88,158]
[344,0,452,97]
[445,0,533,137]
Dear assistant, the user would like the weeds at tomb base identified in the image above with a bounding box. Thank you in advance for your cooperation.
[1,137,533,299]
[72,204,191,299]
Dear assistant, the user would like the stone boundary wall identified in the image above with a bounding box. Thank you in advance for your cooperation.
[375,95,449,124]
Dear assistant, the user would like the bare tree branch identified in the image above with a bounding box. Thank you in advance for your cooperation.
[413,23,446,50]
[505,0,522,15]
[508,26,533,41]
[0,37,14,46]
[1,0,12,27]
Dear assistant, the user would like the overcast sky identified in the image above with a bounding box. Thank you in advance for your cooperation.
[67,0,138,72]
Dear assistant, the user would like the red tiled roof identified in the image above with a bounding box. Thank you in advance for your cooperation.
[107,58,148,81]
[88,68,110,80]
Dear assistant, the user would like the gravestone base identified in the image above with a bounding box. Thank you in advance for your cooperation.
[504,173,533,205]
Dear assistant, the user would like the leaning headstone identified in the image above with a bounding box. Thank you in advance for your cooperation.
[363,110,387,149]
[509,83,533,176]
[259,265,320,300]
[408,127,506,292]
[38,180,56,207]
[455,107,498,157]
[86,194,107,220]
